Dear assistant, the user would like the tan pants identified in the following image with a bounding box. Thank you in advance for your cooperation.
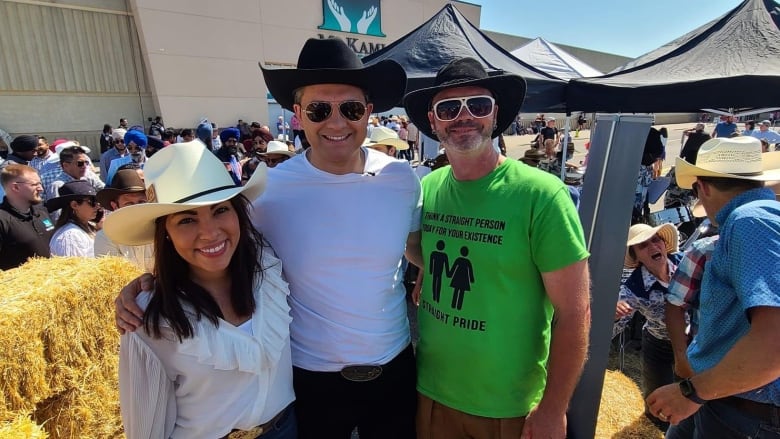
[544,139,556,159]
[416,393,526,439]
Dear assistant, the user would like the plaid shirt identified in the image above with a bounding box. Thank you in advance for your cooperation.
[666,236,718,335]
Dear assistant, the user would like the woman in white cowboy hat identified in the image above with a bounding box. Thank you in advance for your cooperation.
[103,141,296,439]
[615,222,683,429]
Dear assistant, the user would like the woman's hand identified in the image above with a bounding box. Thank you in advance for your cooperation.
[615,300,634,320]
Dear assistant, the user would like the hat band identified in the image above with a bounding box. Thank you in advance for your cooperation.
[175,185,238,203]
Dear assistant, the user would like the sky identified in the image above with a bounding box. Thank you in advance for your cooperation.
[479,0,745,58]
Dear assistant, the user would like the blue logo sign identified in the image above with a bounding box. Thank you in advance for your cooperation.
[319,0,385,37]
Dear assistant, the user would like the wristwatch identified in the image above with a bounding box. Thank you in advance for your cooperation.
[679,378,707,404]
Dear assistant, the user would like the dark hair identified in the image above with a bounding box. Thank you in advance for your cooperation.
[55,198,98,235]
[103,124,112,133]
[292,87,370,106]
[59,146,87,163]
[117,162,141,171]
[698,176,764,193]
[143,195,266,341]
[180,128,194,138]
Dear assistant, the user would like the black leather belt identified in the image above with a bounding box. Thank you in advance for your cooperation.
[340,365,383,382]
[720,396,780,421]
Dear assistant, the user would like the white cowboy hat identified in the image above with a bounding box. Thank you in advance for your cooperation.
[675,137,780,189]
[624,223,678,268]
[103,140,266,246]
[362,126,409,151]
[259,140,295,158]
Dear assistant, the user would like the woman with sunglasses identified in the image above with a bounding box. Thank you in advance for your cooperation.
[46,180,102,257]
[614,222,683,430]
[104,141,295,439]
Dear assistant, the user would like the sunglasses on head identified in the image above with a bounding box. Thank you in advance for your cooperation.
[303,101,367,123]
[432,95,495,122]
[77,198,98,207]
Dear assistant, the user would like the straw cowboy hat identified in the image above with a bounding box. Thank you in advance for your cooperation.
[259,38,407,112]
[624,223,679,268]
[103,140,267,246]
[96,169,145,208]
[363,126,409,151]
[259,140,295,158]
[403,57,527,141]
[675,137,780,189]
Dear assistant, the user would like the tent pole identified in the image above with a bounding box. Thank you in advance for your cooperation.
[560,116,571,183]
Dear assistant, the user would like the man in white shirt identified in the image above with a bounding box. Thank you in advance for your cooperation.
[94,168,153,271]
[751,120,780,144]
[117,38,419,439]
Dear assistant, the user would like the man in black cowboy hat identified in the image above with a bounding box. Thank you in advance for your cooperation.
[255,37,420,439]
[404,57,591,438]
[115,37,421,439]
[94,168,152,271]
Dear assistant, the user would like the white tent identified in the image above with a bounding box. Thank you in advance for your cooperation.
[510,37,602,80]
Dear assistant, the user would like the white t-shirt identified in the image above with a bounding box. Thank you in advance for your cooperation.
[94,228,155,272]
[252,147,422,371]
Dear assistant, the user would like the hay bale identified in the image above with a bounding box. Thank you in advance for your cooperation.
[0,413,48,438]
[597,369,664,438]
[0,256,141,438]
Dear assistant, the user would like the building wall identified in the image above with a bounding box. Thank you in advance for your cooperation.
[0,0,154,157]
[128,0,481,132]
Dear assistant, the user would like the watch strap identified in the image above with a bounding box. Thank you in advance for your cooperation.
[681,379,707,404]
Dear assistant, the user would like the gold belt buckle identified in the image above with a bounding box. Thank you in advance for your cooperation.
[227,426,264,439]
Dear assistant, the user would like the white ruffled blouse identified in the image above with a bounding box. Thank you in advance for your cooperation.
[119,248,294,439]
[49,222,94,257]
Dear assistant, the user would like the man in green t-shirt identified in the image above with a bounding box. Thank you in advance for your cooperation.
[404,58,591,439]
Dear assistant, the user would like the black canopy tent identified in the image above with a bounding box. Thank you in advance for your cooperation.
[567,0,780,113]
[361,4,567,113]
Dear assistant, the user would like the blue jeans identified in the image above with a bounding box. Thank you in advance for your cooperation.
[260,405,298,439]
[666,399,780,439]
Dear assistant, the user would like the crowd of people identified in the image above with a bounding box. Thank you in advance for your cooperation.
[1,36,779,439]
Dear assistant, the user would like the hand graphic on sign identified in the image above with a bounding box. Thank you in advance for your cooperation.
[357,6,377,34]
[327,0,351,32]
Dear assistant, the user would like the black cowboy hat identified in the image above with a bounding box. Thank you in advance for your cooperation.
[45,180,97,213]
[403,58,526,140]
[96,169,145,209]
[259,38,407,112]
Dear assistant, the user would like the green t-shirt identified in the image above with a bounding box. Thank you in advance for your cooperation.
[417,159,589,418]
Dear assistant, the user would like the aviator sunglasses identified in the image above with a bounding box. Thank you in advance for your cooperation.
[432,95,495,121]
[303,101,367,123]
